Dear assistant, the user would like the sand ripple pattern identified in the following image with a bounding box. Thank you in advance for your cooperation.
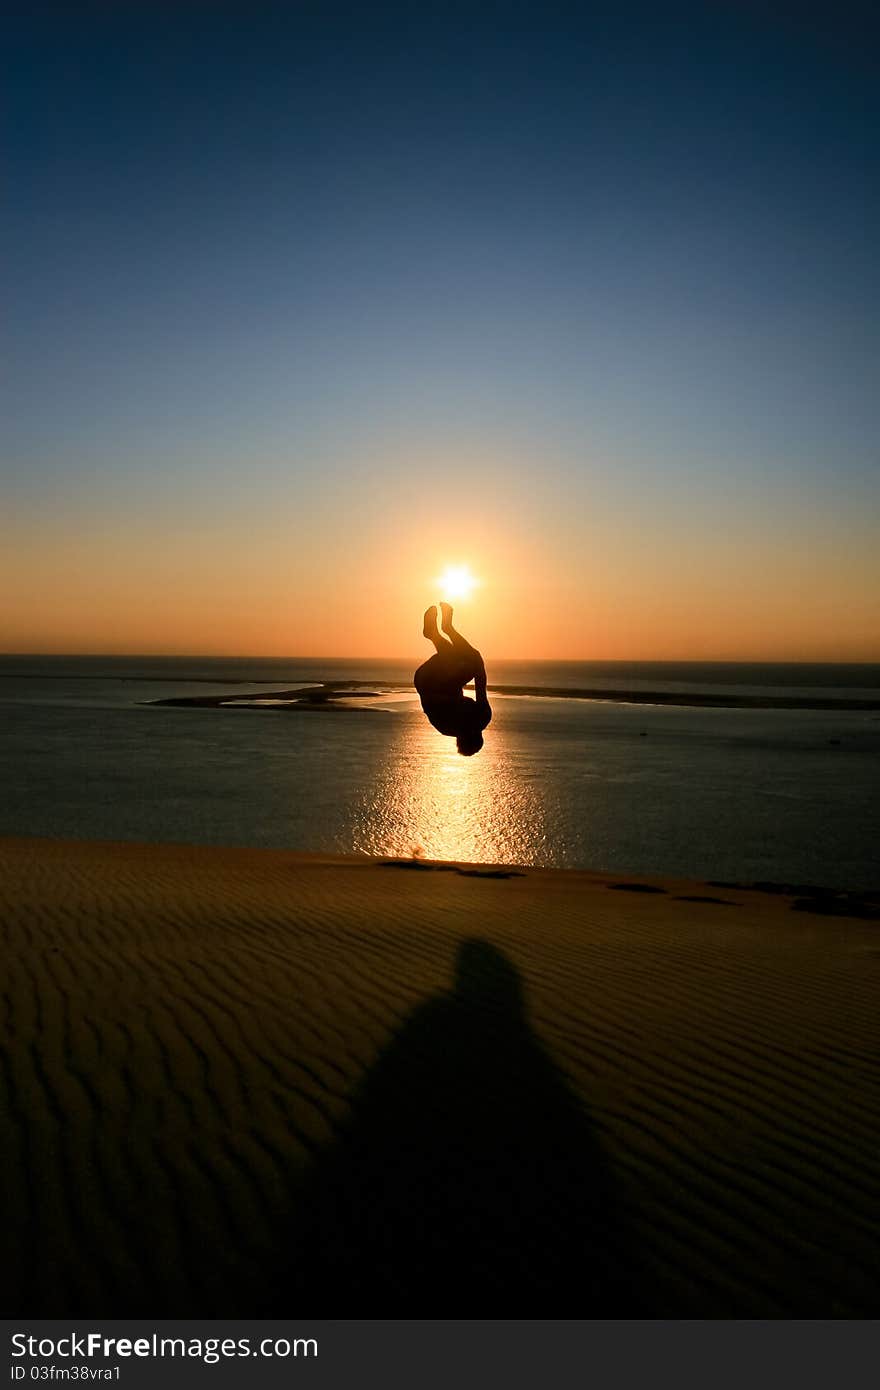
[2,837,879,1316]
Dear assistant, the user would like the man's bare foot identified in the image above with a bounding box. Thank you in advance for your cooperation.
[439,601,454,633]
[423,605,439,639]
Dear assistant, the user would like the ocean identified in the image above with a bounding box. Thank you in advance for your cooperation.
[1,655,878,888]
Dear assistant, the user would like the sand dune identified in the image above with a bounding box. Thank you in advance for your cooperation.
[2,836,879,1316]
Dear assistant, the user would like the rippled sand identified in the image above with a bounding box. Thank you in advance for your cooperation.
[3,836,879,1316]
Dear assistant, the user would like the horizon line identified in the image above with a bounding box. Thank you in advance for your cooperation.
[2,651,879,667]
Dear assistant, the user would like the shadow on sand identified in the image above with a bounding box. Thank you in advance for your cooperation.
[274,939,637,1314]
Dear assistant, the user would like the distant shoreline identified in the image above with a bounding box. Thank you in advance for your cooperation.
[146,681,880,712]
[490,685,880,710]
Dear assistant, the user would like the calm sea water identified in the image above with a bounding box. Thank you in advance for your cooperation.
[1,655,878,888]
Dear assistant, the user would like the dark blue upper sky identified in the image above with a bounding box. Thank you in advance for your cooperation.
[4,2,879,656]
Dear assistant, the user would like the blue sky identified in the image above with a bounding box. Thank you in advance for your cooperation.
[4,3,878,656]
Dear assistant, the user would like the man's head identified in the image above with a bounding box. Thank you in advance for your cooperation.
[456,729,484,757]
[454,695,484,756]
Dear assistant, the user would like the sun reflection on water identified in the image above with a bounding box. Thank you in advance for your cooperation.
[349,715,554,865]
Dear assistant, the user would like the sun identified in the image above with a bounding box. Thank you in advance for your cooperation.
[436,564,479,602]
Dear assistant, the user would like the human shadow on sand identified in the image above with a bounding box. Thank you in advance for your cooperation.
[273,939,638,1315]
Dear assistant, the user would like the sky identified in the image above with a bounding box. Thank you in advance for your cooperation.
[3,2,878,660]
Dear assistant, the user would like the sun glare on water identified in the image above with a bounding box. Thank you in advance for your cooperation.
[436,564,479,602]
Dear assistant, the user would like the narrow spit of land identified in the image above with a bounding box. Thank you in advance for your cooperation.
[146,680,880,711]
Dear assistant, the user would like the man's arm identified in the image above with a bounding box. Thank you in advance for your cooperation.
[473,658,491,720]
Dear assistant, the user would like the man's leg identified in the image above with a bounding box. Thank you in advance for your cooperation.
[439,603,472,651]
[424,604,453,654]
[438,603,481,689]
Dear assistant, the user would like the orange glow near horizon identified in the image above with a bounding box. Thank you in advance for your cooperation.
[2,453,879,662]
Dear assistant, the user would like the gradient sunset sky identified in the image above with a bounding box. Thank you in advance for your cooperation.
[5,4,878,660]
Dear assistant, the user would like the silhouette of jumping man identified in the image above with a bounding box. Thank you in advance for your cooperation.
[414,603,492,756]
